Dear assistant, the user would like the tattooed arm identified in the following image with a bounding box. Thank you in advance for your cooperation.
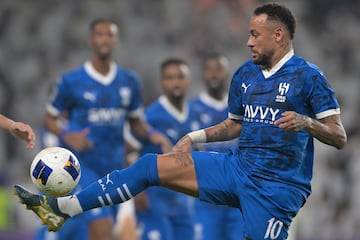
[172,118,242,152]
[205,118,243,142]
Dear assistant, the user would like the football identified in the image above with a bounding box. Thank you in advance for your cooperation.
[30,147,81,196]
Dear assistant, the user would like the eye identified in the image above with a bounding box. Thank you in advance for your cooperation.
[250,30,259,38]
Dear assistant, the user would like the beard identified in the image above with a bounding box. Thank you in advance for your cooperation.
[253,53,271,67]
[252,48,274,68]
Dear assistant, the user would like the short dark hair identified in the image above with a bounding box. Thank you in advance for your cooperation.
[254,3,296,39]
[202,52,229,69]
[89,18,117,32]
[160,58,188,73]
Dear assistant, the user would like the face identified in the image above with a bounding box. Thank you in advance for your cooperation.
[89,22,118,60]
[161,63,191,101]
[247,14,277,66]
[202,57,229,91]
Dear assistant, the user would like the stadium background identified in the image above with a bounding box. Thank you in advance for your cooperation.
[0,0,359,239]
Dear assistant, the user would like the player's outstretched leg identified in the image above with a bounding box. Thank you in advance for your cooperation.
[14,153,159,232]
[13,184,70,231]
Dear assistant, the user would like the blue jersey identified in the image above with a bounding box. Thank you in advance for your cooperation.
[136,96,202,240]
[190,92,238,153]
[228,51,340,194]
[190,92,244,240]
[46,61,143,176]
[142,95,202,153]
[139,95,201,199]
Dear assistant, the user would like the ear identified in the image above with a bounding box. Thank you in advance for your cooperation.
[274,27,284,42]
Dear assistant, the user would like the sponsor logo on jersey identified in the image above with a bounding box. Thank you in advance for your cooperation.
[243,104,280,124]
[88,108,126,124]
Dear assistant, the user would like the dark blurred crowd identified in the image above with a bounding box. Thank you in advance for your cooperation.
[0,0,359,239]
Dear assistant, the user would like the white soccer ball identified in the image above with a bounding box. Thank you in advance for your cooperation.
[30,147,81,196]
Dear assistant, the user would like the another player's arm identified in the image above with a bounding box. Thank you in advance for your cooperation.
[275,111,347,149]
[44,113,63,136]
[0,114,36,149]
[173,118,242,152]
[44,112,93,151]
[128,116,172,153]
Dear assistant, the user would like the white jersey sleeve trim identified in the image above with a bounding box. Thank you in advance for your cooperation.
[45,103,61,117]
[316,108,340,119]
[123,122,142,150]
[228,112,243,120]
[128,107,144,118]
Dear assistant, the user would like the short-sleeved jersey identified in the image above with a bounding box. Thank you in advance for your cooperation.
[139,95,201,205]
[190,92,238,153]
[228,51,340,194]
[46,61,143,176]
[141,95,202,153]
[134,96,202,239]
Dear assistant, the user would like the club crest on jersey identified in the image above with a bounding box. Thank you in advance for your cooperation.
[276,82,290,103]
[119,87,131,106]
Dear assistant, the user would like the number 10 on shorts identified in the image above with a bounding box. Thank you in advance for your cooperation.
[264,217,284,239]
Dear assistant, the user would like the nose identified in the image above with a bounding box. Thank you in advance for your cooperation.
[246,36,253,48]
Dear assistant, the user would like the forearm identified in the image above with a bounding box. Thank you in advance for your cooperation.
[44,113,63,137]
[206,118,242,142]
[305,114,347,149]
[189,118,242,143]
[129,117,151,140]
[0,114,14,131]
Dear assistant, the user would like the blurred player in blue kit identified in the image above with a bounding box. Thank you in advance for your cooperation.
[190,53,243,240]
[35,18,170,240]
[15,3,347,239]
[126,58,201,240]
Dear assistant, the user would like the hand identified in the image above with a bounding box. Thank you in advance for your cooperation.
[149,131,172,153]
[274,111,308,131]
[172,135,192,152]
[62,128,93,152]
[134,191,150,212]
[9,121,36,149]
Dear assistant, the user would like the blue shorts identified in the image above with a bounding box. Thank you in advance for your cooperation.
[192,151,306,240]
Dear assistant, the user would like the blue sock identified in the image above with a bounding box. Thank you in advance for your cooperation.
[76,153,158,211]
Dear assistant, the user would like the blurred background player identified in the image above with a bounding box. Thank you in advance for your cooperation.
[125,58,202,240]
[190,53,244,240]
[0,114,35,149]
[37,18,170,240]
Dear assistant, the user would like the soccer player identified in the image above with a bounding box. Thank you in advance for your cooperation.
[0,114,35,149]
[35,18,171,240]
[190,53,243,240]
[14,3,347,239]
[126,58,201,240]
